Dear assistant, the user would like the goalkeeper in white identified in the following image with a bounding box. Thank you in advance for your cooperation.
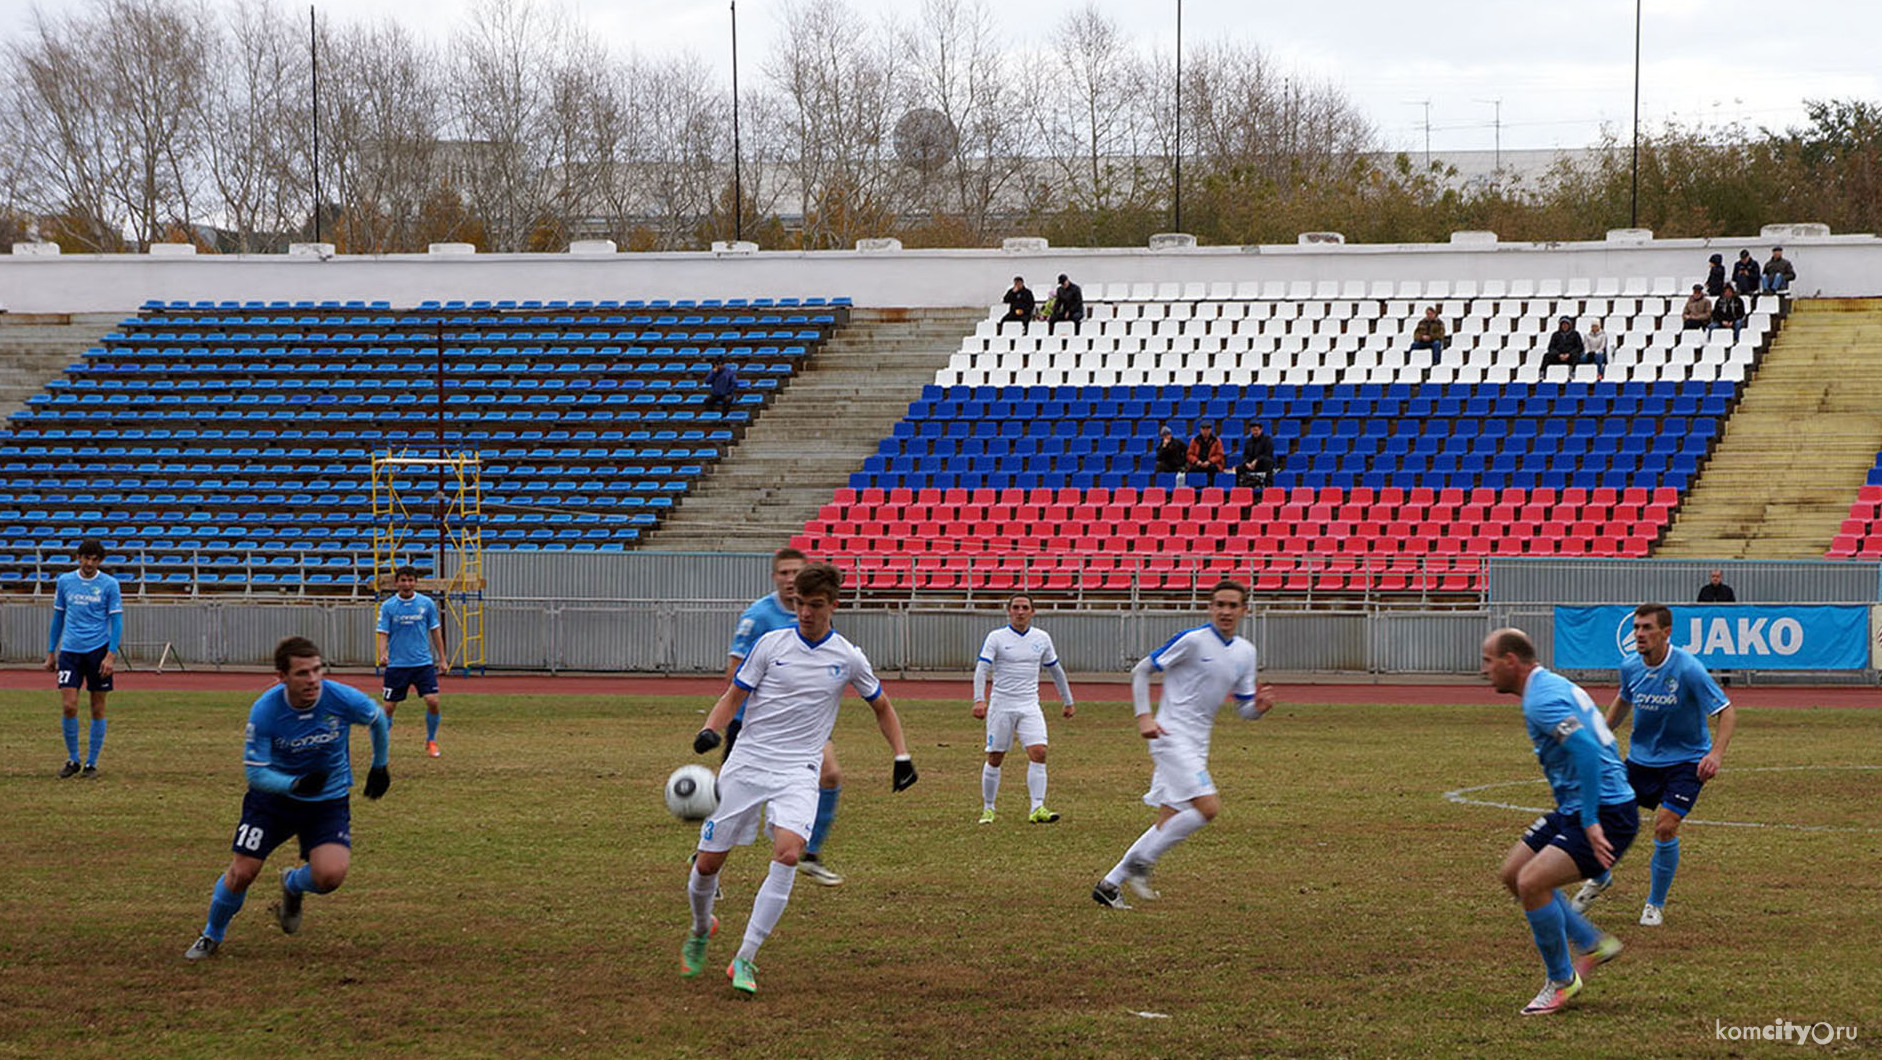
[973,594,1075,825]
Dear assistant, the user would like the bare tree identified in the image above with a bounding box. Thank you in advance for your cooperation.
[318,18,445,252]
[1029,4,1156,222]
[897,0,1026,242]
[97,0,216,247]
[204,0,311,252]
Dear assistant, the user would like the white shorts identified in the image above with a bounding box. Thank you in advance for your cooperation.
[1143,741,1215,810]
[984,705,1049,754]
[696,763,818,853]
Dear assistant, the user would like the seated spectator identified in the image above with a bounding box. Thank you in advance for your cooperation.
[1583,320,1611,375]
[1761,246,1796,294]
[1153,426,1187,483]
[1705,252,1726,296]
[702,357,740,413]
[1709,283,1746,340]
[1234,421,1276,489]
[1698,568,1736,602]
[997,276,1035,334]
[1046,273,1084,335]
[1407,306,1447,364]
[1541,316,1583,369]
[1185,421,1226,477]
[1731,250,1761,297]
[1682,284,1712,329]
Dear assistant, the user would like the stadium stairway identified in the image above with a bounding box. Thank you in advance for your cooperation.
[0,313,121,419]
[641,306,984,552]
[1659,298,1882,559]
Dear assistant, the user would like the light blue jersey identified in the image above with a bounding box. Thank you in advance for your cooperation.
[377,593,441,668]
[729,592,799,725]
[52,570,123,652]
[244,681,384,801]
[1617,645,1730,767]
[1522,666,1635,820]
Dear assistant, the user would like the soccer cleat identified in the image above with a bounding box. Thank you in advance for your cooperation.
[275,871,304,934]
[1028,806,1061,824]
[426,740,441,758]
[796,853,843,887]
[80,764,98,779]
[1640,903,1664,927]
[1091,880,1132,910]
[978,808,997,825]
[727,957,758,995]
[1569,875,1611,914]
[679,916,718,977]
[1121,859,1159,902]
[1575,935,1624,978]
[57,760,81,779]
[183,935,219,961]
[1519,974,1582,1016]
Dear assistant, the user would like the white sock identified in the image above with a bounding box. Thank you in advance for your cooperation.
[736,859,797,962]
[981,764,1001,810]
[1026,761,1048,811]
[687,865,718,937]
[1104,823,1162,885]
[1140,808,1210,864]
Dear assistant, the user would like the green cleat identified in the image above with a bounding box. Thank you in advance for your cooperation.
[1027,806,1061,824]
[977,808,997,825]
[680,916,717,977]
[1574,934,1624,978]
[727,957,758,995]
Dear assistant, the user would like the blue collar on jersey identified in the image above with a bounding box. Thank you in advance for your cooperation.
[1207,625,1235,646]
[796,627,836,649]
[1007,624,1031,636]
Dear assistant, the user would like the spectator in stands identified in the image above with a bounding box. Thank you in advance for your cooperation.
[1698,569,1736,603]
[1234,422,1276,489]
[1704,253,1726,297]
[1761,247,1796,294]
[1708,283,1746,341]
[1185,421,1227,480]
[1408,306,1448,364]
[1541,316,1583,369]
[703,357,740,414]
[998,276,1035,334]
[1047,274,1085,335]
[1731,250,1761,299]
[1583,320,1610,376]
[1153,426,1187,487]
[1682,285,1712,330]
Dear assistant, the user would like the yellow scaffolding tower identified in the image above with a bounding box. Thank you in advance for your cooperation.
[370,451,486,673]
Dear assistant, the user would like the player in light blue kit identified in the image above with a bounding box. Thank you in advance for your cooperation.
[724,548,845,886]
[1093,579,1274,909]
[1570,603,1736,927]
[183,636,392,960]
[1482,628,1637,1016]
[44,539,123,778]
[376,566,448,758]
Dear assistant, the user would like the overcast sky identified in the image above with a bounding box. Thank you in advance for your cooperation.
[8,0,1877,154]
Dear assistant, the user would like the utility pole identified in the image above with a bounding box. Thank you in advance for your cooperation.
[1475,98,1502,175]
[1405,99,1432,169]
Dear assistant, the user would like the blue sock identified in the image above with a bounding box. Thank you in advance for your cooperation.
[204,875,246,941]
[1592,869,1611,887]
[61,716,79,760]
[1524,902,1574,982]
[426,711,440,742]
[1552,890,1602,950]
[282,863,335,896]
[86,718,107,766]
[1648,837,1680,905]
[807,786,840,856]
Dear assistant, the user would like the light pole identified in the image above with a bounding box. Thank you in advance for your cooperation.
[730,0,743,243]
[1172,0,1182,233]
[1631,0,1642,228]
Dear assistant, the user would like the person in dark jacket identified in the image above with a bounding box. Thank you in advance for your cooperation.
[703,357,740,413]
[1047,274,1084,335]
[1704,253,1726,297]
[1541,316,1584,368]
[1408,306,1448,364]
[1185,422,1227,477]
[997,276,1035,334]
[1709,284,1746,340]
[1760,247,1796,294]
[1731,251,1761,299]
[1153,426,1187,486]
[1235,422,1276,489]
[1698,569,1736,602]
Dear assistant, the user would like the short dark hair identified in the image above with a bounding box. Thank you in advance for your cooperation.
[76,539,105,559]
[774,547,808,569]
[1488,628,1536,663]
[1057,273,1069,283]
[1209,579,1249,605]
[1013,275,1024,283]
[1634,603,1673,629]
[1007,593,1034,609]
[794,562,843,601]
[395,565,419,580]
[274,635,322,674]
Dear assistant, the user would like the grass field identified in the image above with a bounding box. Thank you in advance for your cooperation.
[1,685,1877,1058]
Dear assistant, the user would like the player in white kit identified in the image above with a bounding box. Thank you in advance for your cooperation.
[1094,579,1275,909]
[973,594,1076,824]
[679,563,919,995]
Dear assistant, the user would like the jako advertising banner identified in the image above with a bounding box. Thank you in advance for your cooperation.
[1552,605,1872,671]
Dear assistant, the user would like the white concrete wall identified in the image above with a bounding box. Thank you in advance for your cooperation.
[1,233,1877,315]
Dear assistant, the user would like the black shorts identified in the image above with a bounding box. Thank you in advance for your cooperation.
[1521,801,1640,880]
[56,646,114,692]
[231,789,352,861]
[1627,760,1706,817]
[382,665,439,702]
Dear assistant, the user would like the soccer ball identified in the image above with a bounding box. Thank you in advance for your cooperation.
[664,764,719,821]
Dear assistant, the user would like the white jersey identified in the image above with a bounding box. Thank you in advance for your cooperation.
[728,626,881,774]
[977,624,1061,710]
[1147,625,1258,756]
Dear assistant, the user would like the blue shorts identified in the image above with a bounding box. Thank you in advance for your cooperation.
[383,665,439,702]
[231,789,352,860]
[1627,760,1706,817]
[1521,801,1640,880]
[56,646,114,692]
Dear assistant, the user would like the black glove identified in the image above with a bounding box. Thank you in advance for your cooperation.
[892,756,918,792]
[693,728,722,755]
[363,765,391,800]
[288,770,329,797]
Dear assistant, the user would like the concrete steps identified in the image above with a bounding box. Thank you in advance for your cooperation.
[1658,299,1882,559]
[642,306,982,552]
[0,313,119,419]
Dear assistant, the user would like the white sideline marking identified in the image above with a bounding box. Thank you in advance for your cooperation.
[1442,765,1882,834]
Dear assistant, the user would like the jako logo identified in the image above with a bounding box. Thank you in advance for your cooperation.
[1616,613,1805,658]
